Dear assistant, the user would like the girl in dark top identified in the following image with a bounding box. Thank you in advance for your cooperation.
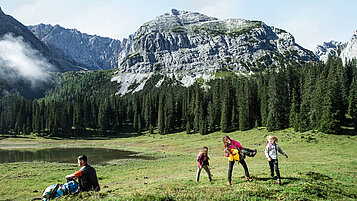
[196,146,212,182]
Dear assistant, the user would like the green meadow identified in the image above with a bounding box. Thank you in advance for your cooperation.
[0,128,356,200]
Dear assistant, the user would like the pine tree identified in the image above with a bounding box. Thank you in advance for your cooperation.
[266,71,280,131]
[348,77,357,130]
[289,89,300,131]
[266,69,289,131]
[165,88,175,134]
[98,99,110,133]
[319,60,342,134]
[299,64,315,132]
[207,100,215,132]
[199,94,207,135]
[221,79,232,132]
[144,95,152,129]
[158,95,165,134]
[194,84,201,133]
[258,71,268,127]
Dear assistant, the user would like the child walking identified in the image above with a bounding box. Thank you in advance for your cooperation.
[264,136,288,185]
[196,146,212,182]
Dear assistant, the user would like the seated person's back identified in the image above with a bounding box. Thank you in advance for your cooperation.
[66,155,100,192]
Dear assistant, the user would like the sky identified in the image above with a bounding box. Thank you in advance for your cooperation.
[1,0,356,50]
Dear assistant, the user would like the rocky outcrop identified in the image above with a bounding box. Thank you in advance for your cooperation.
[118,9,317,74]
[314,30,357,63]
[28,24,122,70]
[314,41,342,63]
[341,30,357,63]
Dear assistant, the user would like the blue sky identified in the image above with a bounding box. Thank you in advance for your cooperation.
[1,0,356,50]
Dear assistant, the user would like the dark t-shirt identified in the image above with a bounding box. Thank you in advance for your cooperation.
[77,165,100,192]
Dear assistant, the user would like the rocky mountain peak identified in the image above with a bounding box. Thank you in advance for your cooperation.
[314,40,342,62]
[341,30,357,63]
[28,23,122,70]
[138,9,218,34]
[351,30,357,40]
[170,8,180,15]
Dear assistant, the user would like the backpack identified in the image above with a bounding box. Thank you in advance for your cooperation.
[42,180,79,201]
[42,183,63,201]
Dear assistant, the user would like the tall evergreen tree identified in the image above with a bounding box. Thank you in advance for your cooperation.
[98,98,110,133]
[289,89,300,131]
[158,95,165,134]
[348,77,357,130]
[319,60,342,133]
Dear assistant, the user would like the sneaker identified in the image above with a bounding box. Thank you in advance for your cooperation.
[252,149,257,157]
[277,179,281,185]
[227,181,231,185]
[246,177,253,181]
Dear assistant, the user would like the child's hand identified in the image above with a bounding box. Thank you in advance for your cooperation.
[268,158,272,161]
[285,155,288,159]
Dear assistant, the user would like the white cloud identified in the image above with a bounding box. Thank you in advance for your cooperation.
[0,33,53,88]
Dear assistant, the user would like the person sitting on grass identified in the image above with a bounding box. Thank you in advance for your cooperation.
[196,146,212,182]
[264,136,288,185]
[65,155,100,192]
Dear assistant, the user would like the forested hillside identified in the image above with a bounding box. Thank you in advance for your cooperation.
[1,57,356,137]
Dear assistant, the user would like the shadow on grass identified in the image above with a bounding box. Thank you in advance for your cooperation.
[253,176,301,182]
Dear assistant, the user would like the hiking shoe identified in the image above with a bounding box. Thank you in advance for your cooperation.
[247,177,253,181]
[277,179,281,185]
[252,149,257,157]
[227,181,231,185]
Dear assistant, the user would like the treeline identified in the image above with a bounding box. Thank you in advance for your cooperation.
[1,57,356,136]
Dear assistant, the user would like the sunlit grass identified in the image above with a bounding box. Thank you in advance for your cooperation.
[0,128,356,200]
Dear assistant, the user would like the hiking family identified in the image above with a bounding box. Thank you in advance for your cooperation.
[196,135,288,185]
[43,135,287,200]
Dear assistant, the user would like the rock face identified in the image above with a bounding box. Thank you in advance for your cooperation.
[315,30,357,63]
[0,7,77,71]
[28,24,122,70]
[341,30,357,63]
[119,9,317,74]
[314,41,343,63]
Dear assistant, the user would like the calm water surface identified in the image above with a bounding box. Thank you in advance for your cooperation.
[0,147,153,164]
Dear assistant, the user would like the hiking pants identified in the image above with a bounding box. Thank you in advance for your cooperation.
[228,160,250,182]
[196,165,212,182]
[269,159,281,179]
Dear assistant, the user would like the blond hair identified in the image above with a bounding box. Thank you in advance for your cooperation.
[267,135,278,142]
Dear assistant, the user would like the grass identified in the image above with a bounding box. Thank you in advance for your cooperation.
[0,128,356,200]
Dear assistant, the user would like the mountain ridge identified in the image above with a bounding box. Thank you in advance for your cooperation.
[28,23,123,70]
[0,7,78,71]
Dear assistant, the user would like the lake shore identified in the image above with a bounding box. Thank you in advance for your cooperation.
[0,128,356,200]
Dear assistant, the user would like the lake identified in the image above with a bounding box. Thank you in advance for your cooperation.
[0,147,153,164]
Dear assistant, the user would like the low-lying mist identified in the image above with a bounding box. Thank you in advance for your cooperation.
[0,33,56,98]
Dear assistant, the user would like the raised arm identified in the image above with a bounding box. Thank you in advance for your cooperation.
[276,144,286,156]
